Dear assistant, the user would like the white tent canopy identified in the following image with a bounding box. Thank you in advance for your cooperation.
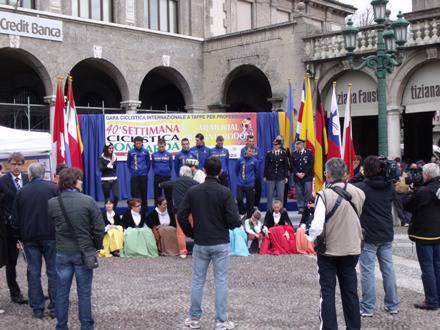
[0,125,51,160]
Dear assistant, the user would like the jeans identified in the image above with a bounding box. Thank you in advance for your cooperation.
[189,243,230,322]
[266,180,285,211]
[56,253,94,330]
[130,175,148,214]
[359,242,400,313]
[254,177,262,208]
[153,175,173,210]
[295,180,313,212]
[101,179,120,209]
[236,186,255,218]
[415,242,440,307]
[317,254,360,330]
[24,240,56,314]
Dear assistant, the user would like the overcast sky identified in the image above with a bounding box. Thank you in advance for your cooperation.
[339,0,413,20]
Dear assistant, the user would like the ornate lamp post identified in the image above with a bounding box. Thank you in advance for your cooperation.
[342,0,409,156]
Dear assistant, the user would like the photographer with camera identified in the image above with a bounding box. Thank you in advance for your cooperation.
[404,163,440,310]
[355,156,400,317]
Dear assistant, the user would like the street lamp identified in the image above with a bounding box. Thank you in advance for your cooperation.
[343,2,409,157]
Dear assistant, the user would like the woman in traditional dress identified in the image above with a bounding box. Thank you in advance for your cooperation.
[146,197,179,256]
[99,199,124,257]
[120,198,158,258]
[244,210,263,253]
[260,200,297,255]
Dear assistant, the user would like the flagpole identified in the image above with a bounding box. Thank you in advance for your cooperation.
[348,83,353,176]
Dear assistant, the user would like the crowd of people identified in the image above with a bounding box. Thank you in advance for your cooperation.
[1,132,440,330]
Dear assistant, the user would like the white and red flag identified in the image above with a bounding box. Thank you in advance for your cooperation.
[52,77,70,166]
[66,75,83,170]
[342,84,356,177]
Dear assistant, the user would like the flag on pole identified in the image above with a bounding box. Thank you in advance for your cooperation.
[66,75,84,170]
[314,85,328,192]
[295,80,305,142]
[299,76,315,153]
[52,77,70,166]
[342,84,356,177]
[327,82,342,159]
[285,80,295,150]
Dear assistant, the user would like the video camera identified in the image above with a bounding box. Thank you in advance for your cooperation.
[405,167,424,187]
[378,156,400,183]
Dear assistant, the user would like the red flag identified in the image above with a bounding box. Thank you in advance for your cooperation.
[52,77,69,165]
[342,84,356,177]
[66,75,83,170]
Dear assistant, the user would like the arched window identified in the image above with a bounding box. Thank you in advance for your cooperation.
[0,0,35,8]
[143,0,178,33]
[72,0,113,22]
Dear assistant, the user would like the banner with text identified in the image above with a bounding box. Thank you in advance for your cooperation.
[105,113,257,160]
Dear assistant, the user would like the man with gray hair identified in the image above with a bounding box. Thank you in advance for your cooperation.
[306,158,365,330]
[404,162,440,310]
[12,162,58,319]
[160,165,199,258]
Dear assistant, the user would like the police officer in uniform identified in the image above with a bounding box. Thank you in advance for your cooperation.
[291,140,314,214]
[264,138,289,211]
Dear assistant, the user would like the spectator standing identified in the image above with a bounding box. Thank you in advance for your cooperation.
[241,135,263,209]
[211,136,230,187]
[12,162,58,318]
[48,168,105,330]
[264,138,289,211]
[152,138,173,210]
[178,157,241,330]
[291,140,314,214]
[0,152,29,304]
[99,142,119,209]
[355,156,400,317]
[404,163,440,310]
[190,133,211,170]
[306,158,365,330]
[175,138,197,177]
[127,136,150,214]
[235,147,258,219]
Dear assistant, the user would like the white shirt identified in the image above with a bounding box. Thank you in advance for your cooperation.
[244,219,262,236]
[193,169,206,183]
[273,212,281,225]
[131,210,142,227]
[306,196,326,242]
[156,207,170,226]
[11,173,22,189]
[105,211,115,232]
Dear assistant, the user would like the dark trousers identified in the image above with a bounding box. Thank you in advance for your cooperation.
[237,186,255,218]
[415,242,440,307]
[55,253,94,330]
[317,254,361,330]
[153,175,173,210]
[219,172,229,188]
[101,179,120,209]
[24,240,56,314]
[5,225,21,299]
[254,177,262,208]
[130,175,148,214]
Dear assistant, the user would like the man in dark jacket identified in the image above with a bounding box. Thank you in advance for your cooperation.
[178,157,240,330]
[48,168,105,329]
[12,162,58,319]
[291,140,314,214]
[264,138,289,211]
[127,135,151,214]
[404,162,440,310]
[355,156,400,317]
[0,152,28,304]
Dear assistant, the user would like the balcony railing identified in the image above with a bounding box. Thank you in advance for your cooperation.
[303,18,440,62]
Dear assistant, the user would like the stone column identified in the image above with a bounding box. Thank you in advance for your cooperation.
[44,95,56,179]
[387,106,403,158]
[121,100,141,114]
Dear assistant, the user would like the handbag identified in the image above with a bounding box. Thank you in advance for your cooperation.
[57,195,99,270]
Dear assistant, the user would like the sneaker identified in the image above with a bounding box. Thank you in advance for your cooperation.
[0,309,5,314]
[215,320,235,330]
[360,311,373,317]
[384,307,399,315]
[414,302,439,310]
[179,254,187,259]
[184,318,201,329]
[33,310,44,319]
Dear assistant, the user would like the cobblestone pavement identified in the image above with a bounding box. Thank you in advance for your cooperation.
[1,227,439,330]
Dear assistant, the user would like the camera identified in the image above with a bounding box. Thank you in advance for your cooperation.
[378,156,400,183]
[405,167,424,187]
